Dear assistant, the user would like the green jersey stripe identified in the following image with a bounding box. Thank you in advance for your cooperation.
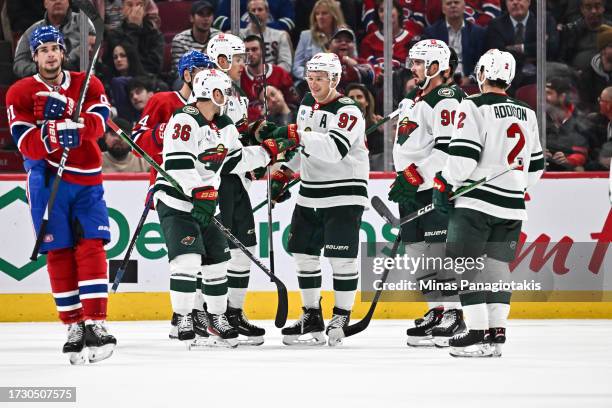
[299,184,368,199]
[165,158,195,170]
[329,129,351,147]
[301,178,368,186]
[449,145,480,162]
[166,151,197,161]
[450,138,483,149]
[329,134,349,158]
[463,189,525,209]
[528,157,545,172]
[156,184,190,202]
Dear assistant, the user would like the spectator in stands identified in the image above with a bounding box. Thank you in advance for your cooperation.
[579,24,612,112]
[105,0,164,76]
[102,118,149,173]
[7,0,44,35]
[585,141,612,170]
[426,0,502,28]
[484,0,542,90]
[328,27,376,94]
[260,85,295,125]
[128,76,155,118]
[293,0,359,48]
[239,0,293,73]
[112,75,158,123]
[241,34,298,121]
[170,1,219,81]
[360,0,415,68]
[101,43,146,110]
[545,76,590,171]
[362,0,427,37]
[422,0,486,83]
[214,0,295,33]
[558,0,611,73]
[93,0,160,33]
[13,0,95,78]
[292,0,346,81]
[346,83,384,170]
[585,86,612,169]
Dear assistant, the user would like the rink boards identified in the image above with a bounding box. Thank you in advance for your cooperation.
[0,172,611,321]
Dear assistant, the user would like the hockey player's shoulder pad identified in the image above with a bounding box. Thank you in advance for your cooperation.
[300,92,315,107]
[422,84,463,108]
[172,104,207,127]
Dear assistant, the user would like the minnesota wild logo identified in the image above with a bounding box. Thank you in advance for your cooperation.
[396,117,419,145]
[198,144,228,171]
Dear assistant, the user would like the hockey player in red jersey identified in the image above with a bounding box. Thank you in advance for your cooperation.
[6,26,115,365]
[132,50,215,187]
[131,50,216,341]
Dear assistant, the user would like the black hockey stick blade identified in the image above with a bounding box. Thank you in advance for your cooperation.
[30,0,104,261]
[371,196,400,226]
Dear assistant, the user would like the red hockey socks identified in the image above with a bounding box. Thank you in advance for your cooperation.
[75,239,108,321]
[47,248,83,324]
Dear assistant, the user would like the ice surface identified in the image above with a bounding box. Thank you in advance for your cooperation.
[1,320,611,408]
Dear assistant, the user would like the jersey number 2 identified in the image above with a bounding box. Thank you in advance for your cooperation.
[172,124,191,141]
[506,123,525,165]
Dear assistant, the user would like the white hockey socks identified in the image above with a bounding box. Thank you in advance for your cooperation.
[169,254,201,316]
[330,257,359,311]
[295,254,321,309]
[227,247,253,309]
[201,261,229,315]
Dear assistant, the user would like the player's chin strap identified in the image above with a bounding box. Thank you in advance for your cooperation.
[419,63,443,90]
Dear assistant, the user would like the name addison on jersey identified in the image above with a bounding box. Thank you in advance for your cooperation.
[373,280,543,292]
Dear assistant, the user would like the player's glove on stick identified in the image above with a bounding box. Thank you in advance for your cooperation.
[432,172,454,214]
[271,169,291,203]
[261,123,300,145]
[34,91,75,120]
[388,163,423,203]
[191,186,218,228]
[42,119,84,152]
[262,137,297,163]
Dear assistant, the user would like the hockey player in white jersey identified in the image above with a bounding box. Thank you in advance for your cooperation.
[390,39,466,347]
[206,33,267,344]
[155,69,295,348]
[259,52,369,346]
[433,49,544,357]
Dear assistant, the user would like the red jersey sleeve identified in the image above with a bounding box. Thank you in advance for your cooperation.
[80,75,111,141]
[6,79,48,160]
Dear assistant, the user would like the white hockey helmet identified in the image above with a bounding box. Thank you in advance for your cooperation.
[475,49,516,91]
[407,39,451,89]
[306,52,342,85]
[191,69,233,107]
[206,33,246,71]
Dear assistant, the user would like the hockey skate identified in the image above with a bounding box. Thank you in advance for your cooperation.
[169,312,179,340]
[192,308,210,338]
[63,322,86,365]
[326,307,351,347]
[489,327,506,357]
[449,329,493,358]
[206,312,239,348]
[226,306,265,346]
[84,321,117,363]
[175,313,196,349]
[406,306,444,347]
[432,309,466,348]
[281,306,326,346]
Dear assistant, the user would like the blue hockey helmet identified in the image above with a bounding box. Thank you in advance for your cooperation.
[177,50,215,79]
[29,25,66,56]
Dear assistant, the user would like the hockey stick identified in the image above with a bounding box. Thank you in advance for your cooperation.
[30,0,104,261]
[110,191,154,293]
[107,119,288,328]
[328,162,521,340]
[248,11,276,282]
[250,109,402,214]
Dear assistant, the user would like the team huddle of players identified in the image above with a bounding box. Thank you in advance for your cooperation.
[7,23,543,364]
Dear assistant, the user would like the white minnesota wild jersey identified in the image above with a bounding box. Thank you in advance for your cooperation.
[226,84,249,134]
[442,92,545,221]
[393,84,463,190]
[285,93,369,208]
[154,104,271,212]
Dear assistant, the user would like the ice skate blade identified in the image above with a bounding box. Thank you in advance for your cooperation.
[449,344,493,358]
[88,344,115,363]
[432,336,451,348]
[492,344,503,357]
[67,349,87,365]
[238,336,264,346]
[207,335,239,348]
[326,327,345,346]
[169,326,178,339]
[282,332,326,346]
[406,335,435,348]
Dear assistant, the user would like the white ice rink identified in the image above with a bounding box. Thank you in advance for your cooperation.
[1,319,612,408]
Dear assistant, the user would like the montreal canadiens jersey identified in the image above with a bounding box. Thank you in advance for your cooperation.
[285,93,369,208]
[393,84,463,190]
[6,71,110,185]
[154,105,271,213]
[132,91,188,186]
[442,92,544,221]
